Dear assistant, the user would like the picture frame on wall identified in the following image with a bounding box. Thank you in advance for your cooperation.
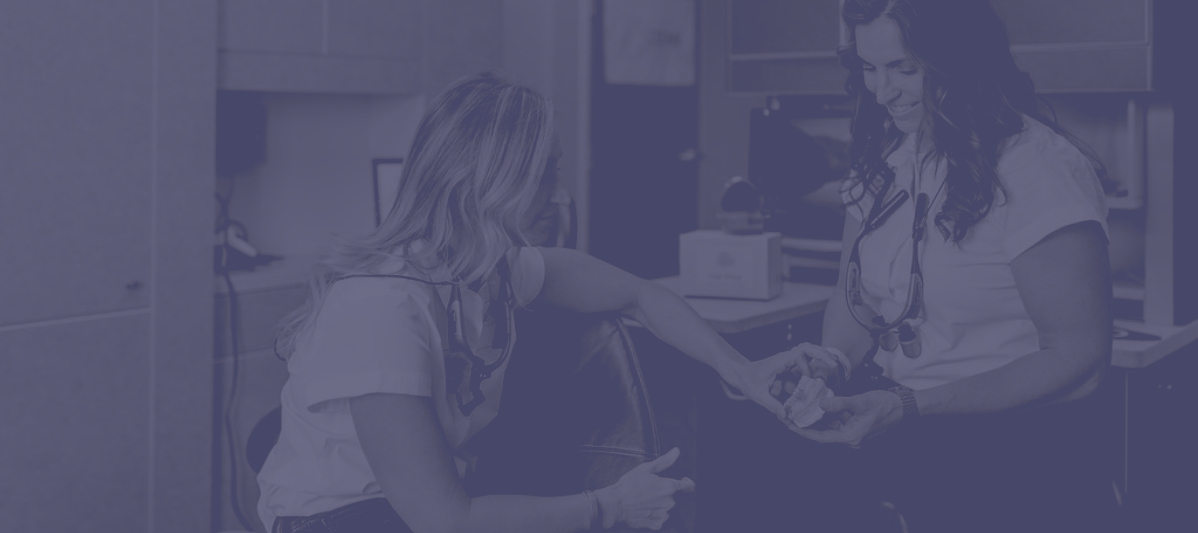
[372,158,405,227]
[602,0,696,87]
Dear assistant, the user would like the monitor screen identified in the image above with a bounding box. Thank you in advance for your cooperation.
[747,107,849,241]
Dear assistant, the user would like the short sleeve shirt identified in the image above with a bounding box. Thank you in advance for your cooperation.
[257,247,545,527]
[841,117,1108,390]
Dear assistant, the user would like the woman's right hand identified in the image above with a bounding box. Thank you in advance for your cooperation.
[767,343,845,399]
[593,447,695,530]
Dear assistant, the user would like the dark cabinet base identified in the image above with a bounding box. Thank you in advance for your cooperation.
[1120,346,1198,531]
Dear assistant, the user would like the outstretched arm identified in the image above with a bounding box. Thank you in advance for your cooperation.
[534,246,796,416]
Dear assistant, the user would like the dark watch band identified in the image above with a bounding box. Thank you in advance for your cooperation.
[887,386,920,421]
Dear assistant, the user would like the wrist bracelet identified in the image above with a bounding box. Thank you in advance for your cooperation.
[583,490,599,529]
[887,385,919,421]
[824,346,853,382]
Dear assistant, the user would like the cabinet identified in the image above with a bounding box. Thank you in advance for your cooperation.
[992,0,1153,93]
[1114,347,1198,531]
[725,0,845,95]
[218,0,505,96]
[0,1,216,531]
[0,2,154,326]
[218,0,423,94]
[729,0,841,55]
[0,316,152,532]
[725,0,1157,95]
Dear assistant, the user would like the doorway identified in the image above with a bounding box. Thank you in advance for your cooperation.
[587,0,699,280]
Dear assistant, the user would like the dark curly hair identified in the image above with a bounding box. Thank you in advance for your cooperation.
[839,0,1104,242]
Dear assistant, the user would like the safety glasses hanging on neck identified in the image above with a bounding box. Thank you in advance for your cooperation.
[845,189,931,381]
[444,260,514,416]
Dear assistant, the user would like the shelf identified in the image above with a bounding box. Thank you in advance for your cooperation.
[1113,282,1146,301]
[1112,319,1198,369]
[653,277,833,334]
[781,237,843,253]
[783,255,839,271]
[1107,195,1144,210]
[214,253,320,295]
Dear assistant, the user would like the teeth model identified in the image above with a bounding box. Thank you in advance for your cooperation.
[783,375,835,428]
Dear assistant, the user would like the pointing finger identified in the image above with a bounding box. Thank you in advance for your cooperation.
[643,447,681,474]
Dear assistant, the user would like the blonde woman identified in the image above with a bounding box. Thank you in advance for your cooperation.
[256,73,798,533]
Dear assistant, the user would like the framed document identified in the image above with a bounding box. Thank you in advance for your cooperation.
[603,0,696,86]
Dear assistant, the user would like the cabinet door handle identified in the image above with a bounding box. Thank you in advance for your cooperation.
[126,281,143,291]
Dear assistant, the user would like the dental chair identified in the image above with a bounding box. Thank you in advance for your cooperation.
[468,308,695,532]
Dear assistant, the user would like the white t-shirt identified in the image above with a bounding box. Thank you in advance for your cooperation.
[841,117,1108,390]
[257,247,546,528]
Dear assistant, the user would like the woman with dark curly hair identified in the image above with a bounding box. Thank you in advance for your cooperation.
[772,0,1120,531]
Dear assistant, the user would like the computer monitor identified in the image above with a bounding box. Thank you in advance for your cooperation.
[747,107,847,241]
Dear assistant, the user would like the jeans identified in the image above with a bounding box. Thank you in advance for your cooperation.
[272,498,414,533]
[859,393,1122,533]
[702,373,1121,533]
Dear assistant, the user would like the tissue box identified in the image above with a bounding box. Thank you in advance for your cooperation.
[679,230,782,300]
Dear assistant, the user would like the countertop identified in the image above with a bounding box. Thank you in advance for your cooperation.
[1111,319,1198,369]
[214,263,1197,369]
[214,253,319,294]
[652,277,833,334]
[653,276,1197,369]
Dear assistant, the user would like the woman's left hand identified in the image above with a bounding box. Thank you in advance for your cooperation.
[791,390,904,447]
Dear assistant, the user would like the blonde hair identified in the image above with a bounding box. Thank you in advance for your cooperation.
[275,72,556,359]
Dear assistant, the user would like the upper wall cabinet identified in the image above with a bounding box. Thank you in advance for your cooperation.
[726,0,846,95]
[992,0,1153,93]
[218,0,422,94]
[727,0,1157,95]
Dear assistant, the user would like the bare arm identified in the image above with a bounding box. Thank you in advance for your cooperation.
[350,393,592,533]
[534,246,792,415]
[535,247,748,391]
[795,221,1112,445]
[913,220,1112,414]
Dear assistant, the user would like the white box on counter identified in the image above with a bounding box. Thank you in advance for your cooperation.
[679,230,782,300]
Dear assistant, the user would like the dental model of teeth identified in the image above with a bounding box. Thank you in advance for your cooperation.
[783,375,835,428]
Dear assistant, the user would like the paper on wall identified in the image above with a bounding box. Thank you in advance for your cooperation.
[603,0,696,86]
